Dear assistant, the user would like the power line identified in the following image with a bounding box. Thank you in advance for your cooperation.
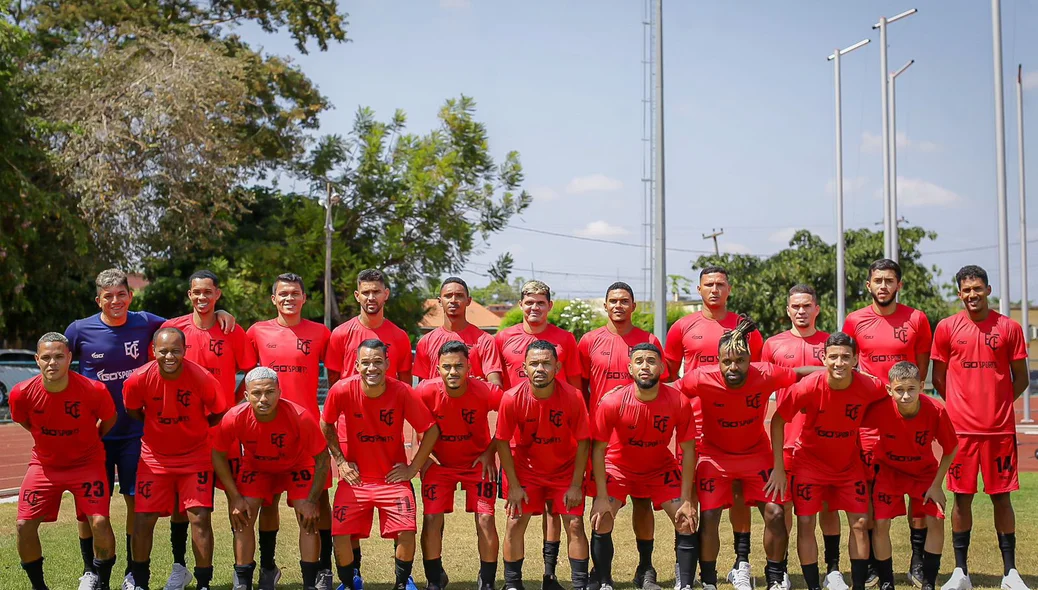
[507,225,715,255]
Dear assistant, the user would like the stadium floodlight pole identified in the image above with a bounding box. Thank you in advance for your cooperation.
[652,0,667,343]
[324,181,335,329]
[889,59,914,264]
[992,0,1011,315]
[873,8,917,259]
[1017,64,1032,422]
[829,38,871,328]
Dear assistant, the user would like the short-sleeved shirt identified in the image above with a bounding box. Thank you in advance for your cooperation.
[591,383,694,476]
[415,377,503,468]
[325,316,412,379]
[761,330,829,450]
[321,375,436,483]
[213,399,326,472]
[65,311,166,439]
[842,304,932,385]
[664,311,764,373]
[862,395,958,477]
[931,310,1028,436]
[777,371,887,482]
[578,326,667,414]
[494,380,590,481]
[680,363,797,462]
[10,373,116,469]
[414,324,502,381]
[247,319,330,418]
[162,315,257,408]
[123,360,226,473]
[495,323,581,389]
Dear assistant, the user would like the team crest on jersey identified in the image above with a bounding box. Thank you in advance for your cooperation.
[461,409,476,425]
[796,483,813,501]
[948,463,963,480]
[745,393,762,410]
[699,477,716,493]
[22,489,43,506]
[380,409,395,426]
[124,340,140,359]
[984,332,1001,350]
[844,403,862,420]
[333,505,349,522]
[137,481,153,499]
[653,415,669,433]
[914,430,929,446]
[297,338,313,355]
[893,326,910,344]
[548,409,563,428]
[813,347,825,362]
[176,389,191,407]
[208,339,224,357]
[271,433,286,449]
[64,401,81,419]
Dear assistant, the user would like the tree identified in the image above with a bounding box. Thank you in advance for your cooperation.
[688,227,954,337]
[668,274,692,301]
[488,252,514,284]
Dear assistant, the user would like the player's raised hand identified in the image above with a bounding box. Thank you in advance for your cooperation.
[337,459,361,486]
[563,483,584,509]
[764,466,787,503]
[473,447,498,482]
[229,495,251,533]
[296,499,319,534]
[923,480,947,513]
[505,484,528,519]
[675,498,699,533]
[589,496,613,530]
[386,461,418,484]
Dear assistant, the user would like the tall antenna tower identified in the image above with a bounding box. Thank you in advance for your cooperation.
[640,0,656,301]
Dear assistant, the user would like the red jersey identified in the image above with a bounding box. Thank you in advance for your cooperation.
[591,383,695,476]
[931,310,1028,435]
[247,319,330,417]
[578,326,667,414]
[415,377,503,467]
[664,311,764,373]
[862,395,958,477]
[777,371,886,482]
[680,363,797,461]
[842,304,932,385]
[414,324,502,381]
[495,380,590,481]
[123,360,226,473]
[321,375,436,482]
[325,316,412,379]
[162,315,257,408]
[213,399,326,472]
[10,373,116,469]
[495,323,581,389]
[761,330,829,450]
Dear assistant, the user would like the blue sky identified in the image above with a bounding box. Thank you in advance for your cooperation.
[237,0,1038,302]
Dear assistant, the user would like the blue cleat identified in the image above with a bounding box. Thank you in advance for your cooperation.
[352,569,364,590]
[337,585,346,590]
[406,576,420,590]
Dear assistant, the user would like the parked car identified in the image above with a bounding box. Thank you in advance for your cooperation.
[0,349,39,407]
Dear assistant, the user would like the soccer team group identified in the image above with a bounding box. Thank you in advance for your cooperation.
[9,261,1030,590]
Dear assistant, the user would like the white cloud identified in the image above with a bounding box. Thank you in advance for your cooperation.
[528,186,559,202]
[1023,71,1038,90]
[565,174,623,195]
[825,176,868,196]
[574,220,631,238]
[861,130,938,153]
[894,177,964,207]
[769,227,797,245]
[439,0,470,9]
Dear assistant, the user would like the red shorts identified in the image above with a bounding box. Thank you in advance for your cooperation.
[696,457,779,510]
[18,462,110,523]
[501,470,584,516]
[421,464,496,515]
[134,462,215,516]
[872,466,944,520]
[332,481,417,539]
[238,465,331,506]
[600,464,682,510]
[790,473,868,516]
[946,433,1019,495]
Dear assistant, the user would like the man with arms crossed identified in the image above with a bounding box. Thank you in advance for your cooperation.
[767,333,886,590]
[932,265,1029,590]
[415,341,502,590]
[589,343,699,590]
[247,272,334,589]
[13,332,118,590]
[496,340,592,590]
[414,277,503,386]
[212,367,331,590]
[762,285,845,590]
[123,328,228,590]
[495,280,582,590]
[321,339,441,590]
[665,266,763,590]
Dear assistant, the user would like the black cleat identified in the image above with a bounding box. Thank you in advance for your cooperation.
[635,566,662,590]
[543,575,566,590]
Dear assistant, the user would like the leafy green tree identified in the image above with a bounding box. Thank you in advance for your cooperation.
[488,253,515,284]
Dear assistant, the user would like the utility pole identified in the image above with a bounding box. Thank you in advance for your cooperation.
[324,181,335,329]
[1017,64,1032,422]
[702,228,723,256]
[889,59,914,264]
[991,0,1011,315]
[652,0,667,343]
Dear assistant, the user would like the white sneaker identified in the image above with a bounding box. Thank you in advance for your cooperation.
[674,563,680,590]
[680,586,695,590]
[703,585,718,590]
[824,571,850,590]
[769,583,784,590]
[601,585,615,590]
[78,571,100,590]
[316,568,334,590]
[164,563,193,590]
[782,572,792,590]
[123,572,136,590]
[1001,569,1029,590]
[731,563,753,590]
[941,568,973,590]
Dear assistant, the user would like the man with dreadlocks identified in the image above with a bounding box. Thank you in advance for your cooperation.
[677,317,820,590]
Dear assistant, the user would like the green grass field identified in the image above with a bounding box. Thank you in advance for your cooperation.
[1,475,1035,590]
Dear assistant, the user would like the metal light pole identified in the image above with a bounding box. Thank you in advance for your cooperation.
[889,59,914,264]
[652,0,667,342]
[992,0,1011,315]
[830,39,871,327]
[324,181,335,329]
[1017,64,1032,422]
[873,9,917,259]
